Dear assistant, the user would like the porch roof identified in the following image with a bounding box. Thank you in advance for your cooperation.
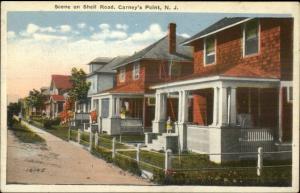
[50,94,65,102]
[150,63,281,90]
[93,83,155,97]
[150,75,280,90]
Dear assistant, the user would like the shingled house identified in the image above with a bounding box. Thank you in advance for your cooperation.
[46,75,73,118]
[147,17,293,163]
[92,23,193,135]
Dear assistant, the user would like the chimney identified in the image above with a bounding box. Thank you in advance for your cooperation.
[168,23,176,54]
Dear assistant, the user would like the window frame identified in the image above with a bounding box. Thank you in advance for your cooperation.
[203,35,217,66]
[168,61,182,77]
[243,19,260,57]
[287,86,293,103]
[132,62,140,80]
[119,67,126,82]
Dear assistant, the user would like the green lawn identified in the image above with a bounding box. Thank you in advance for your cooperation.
[31,119,69,141]
[9,120,45,144]
[116,149,291,186]
[100,133,145,143]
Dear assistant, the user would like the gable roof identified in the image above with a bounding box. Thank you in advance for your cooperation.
[51,75,72,90]
[96,56,129,73]
[113,35,193,69]
[87,56,129,77]
[181,17,251,45]
[88,57,113,65]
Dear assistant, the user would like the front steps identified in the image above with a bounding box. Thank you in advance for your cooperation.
[146,133,178,152]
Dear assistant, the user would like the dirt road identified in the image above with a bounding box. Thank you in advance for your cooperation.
[6,125,152,185]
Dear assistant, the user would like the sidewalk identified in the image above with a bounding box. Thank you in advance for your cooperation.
[6,122,152,185]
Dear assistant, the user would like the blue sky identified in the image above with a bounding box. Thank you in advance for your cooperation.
[6,12,290,102]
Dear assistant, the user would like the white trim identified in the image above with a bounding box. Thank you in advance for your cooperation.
[182,18,253,45]
[287,86,293,103]
[151,75,280,89]
[147,97,156,106]
[204,35,217,66]
[242,19,260,57]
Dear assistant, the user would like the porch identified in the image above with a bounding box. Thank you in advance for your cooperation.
[91,93,152,135]
[148,76,292,163]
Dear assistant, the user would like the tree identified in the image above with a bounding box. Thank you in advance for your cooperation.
[25,89,47,115]
[7,102,21,126]
[68,68,91,104]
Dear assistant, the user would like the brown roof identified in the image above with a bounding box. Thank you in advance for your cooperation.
[51,75,72,90]
[50,94,65,101]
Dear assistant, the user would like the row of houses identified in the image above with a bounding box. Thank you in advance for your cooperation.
[43,17,294,163]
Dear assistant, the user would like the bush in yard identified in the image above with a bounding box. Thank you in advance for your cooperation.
[114,154,141,176]
[91,146,112,163]
[43,118,61,129]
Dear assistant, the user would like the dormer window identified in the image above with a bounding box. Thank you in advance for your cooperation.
[204,36,216,65]
[132,63,140,80]
[119,67,126,82]
[243,19,259,56]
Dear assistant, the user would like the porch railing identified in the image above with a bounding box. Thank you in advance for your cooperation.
[120,118,143,134]
[239,128,274,153]
[75,112,90,120]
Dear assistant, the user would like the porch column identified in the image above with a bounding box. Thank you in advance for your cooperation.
[229,87,237,125]
[278,87,283,142]
[178,90,189,151]
[213,87,219,126]
[91,98,94,111]
[179,90,189,123]
[109,96,115,118]
[115,97,120,117]
[218,87,228,126]
[98,98,102,132]
[152,92,167,133]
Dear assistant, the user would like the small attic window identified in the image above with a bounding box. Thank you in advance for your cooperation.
[243,19,259,56]
[204,36,216,65]
[132,63,140,80]
[119,67,126,82]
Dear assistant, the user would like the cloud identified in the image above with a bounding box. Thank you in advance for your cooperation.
[40,27,56,33]
[77,23,86,29]
[59,25,72,33]
[99,23,110,31]
[8,31,16,39]
[125,23,166,43]
[116,24,128,31]
[19,23,58,37]
[91,30,127,40]
[27,23,39,34]
[32,33,68,42]
[6,22,187,98]
[179,33,190,38]
[89,26,95,31]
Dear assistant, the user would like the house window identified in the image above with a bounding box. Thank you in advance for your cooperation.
[93,79,96,90]
[243,19,259,56]
[287,86,293,103]
[169,61,182,77]
[147,98,155,106]
[132,63,140,80]
[204,36,216,65]
[119,67,126,82]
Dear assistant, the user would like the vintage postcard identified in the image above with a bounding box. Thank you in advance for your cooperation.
[1,1,299,193]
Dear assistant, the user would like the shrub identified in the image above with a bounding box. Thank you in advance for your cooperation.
[91,146,112,163]
[43,118,61,129]
[114,154,141,176]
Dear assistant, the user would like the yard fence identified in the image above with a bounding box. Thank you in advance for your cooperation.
[68,127,292,182]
